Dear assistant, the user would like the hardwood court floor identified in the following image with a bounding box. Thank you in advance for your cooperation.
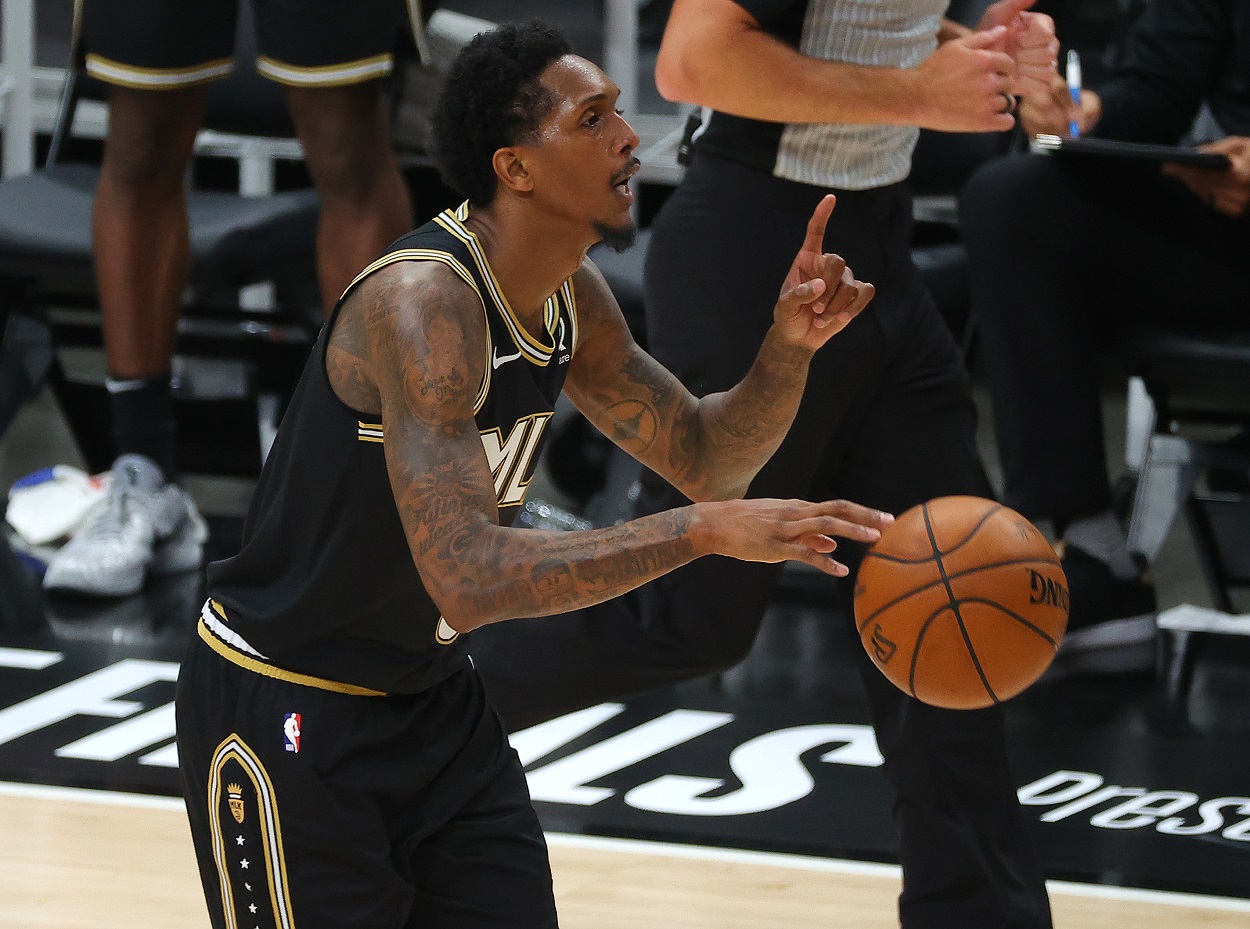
[3,784,1248,929]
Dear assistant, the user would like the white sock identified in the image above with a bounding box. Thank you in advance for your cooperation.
[1064,511,1139,579]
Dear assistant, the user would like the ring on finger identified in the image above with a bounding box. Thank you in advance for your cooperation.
[1000,92,1017,114]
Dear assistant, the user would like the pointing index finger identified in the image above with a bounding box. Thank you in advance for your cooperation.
[802,194,837,253]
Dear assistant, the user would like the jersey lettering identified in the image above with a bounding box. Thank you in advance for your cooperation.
[481,413,552,506]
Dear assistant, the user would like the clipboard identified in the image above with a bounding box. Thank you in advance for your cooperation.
[1033,134,1231,170]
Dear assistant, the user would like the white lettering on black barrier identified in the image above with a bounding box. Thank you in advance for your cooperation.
[1019,769,1250,841]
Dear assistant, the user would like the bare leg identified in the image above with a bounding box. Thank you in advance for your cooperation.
[284,81,414,313]
[93,86,207,379]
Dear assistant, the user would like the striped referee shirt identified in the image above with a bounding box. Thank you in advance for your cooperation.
[697,0,947,190]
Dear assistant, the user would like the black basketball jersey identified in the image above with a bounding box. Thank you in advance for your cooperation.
[205,203,578,694]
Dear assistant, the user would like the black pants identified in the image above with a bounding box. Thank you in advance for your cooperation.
[961,152,1250,530]
[469,151,1051,928]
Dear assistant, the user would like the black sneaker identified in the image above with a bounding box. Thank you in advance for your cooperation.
[1045,543,1158,677]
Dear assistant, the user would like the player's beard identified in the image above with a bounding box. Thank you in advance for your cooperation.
[593,219,638,253]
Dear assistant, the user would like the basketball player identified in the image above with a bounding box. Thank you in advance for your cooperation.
[175,22,887,927]
[43,0,423,597]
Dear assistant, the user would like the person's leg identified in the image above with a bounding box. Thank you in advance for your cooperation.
[253,0,416,311]
[962,154,1250,666]
[43,0,230,596]
[176,640,418,928]
[649,165,1050,927]
[812,273,1051,929]
[960,154,1114,532]
[80,0,236,478]
[405,672,558,929]
[178,642,542,929]
[961,153,1250,533]
[283,82,414,311]
[94,86,207,478]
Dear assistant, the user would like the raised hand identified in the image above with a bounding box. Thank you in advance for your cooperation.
[773,195,875,351]
[912,27,1018,133]
[692,496,894,577]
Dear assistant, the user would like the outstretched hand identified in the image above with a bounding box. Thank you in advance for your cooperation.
[693,496,895,577]
[774,195,875,351]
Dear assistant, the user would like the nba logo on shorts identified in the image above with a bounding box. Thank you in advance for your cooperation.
[283,713,302,753]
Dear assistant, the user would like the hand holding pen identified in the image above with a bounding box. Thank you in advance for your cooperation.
[1016,53,1102,140]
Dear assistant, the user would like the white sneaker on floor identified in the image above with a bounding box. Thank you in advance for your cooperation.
[42,454,208,597]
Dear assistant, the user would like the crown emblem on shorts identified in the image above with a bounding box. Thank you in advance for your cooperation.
[227,783,245,824]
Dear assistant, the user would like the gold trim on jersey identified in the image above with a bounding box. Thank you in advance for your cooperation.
[198,614,387,697]
[340,248,475,300]
[207,734,297,929]
[338,247,492,413]
[434,616,460,646]
[434,209,570,366]
[563,279,580,352]
[358,422,384,444]
[256,54,393,88]
[85,54,233,89]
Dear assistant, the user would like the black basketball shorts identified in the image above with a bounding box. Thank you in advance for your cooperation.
[77,0,420,89]
[175,637,558,929]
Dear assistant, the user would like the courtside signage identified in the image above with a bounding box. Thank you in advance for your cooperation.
[0,645,1246,895]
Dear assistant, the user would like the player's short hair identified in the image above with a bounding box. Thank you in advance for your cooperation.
[432,21,573,207]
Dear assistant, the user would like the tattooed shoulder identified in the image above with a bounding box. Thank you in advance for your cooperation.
[330,262,487,427]
[327,261,487,418]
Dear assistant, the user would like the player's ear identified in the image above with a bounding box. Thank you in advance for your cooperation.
[493,147,534,195]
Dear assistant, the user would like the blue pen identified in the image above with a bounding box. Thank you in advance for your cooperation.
[1065,50,1082,138]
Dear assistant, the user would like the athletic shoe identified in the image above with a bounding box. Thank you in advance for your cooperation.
[1045,543,1158,677]
[42,454,208,597]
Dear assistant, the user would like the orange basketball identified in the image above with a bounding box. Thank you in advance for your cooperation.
[854,495,1068,710]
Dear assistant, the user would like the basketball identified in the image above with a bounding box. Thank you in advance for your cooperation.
[853,496,1068,710]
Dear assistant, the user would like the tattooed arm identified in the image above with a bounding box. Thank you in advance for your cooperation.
[336,256,888,633]
[565,194,875,502]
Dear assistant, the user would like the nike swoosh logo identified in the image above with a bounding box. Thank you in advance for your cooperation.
[492,347,523,369]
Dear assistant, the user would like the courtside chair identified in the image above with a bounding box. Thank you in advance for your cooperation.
[1121,323,1250,716]
[0,5,321,477]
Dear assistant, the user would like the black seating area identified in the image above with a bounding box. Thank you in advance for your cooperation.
[0,3,322,477]
[1121,325,1250,718]
[2,0,1246,637]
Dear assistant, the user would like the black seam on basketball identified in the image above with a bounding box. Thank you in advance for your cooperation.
[906,602,1003,705]
[862,550,943,566]
[855,556,1062,632]
[956,598,1063,648]
[909,602,955,697]
[862,502,1008,565]
[922,503,999,704]
[936,502,1005,557]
